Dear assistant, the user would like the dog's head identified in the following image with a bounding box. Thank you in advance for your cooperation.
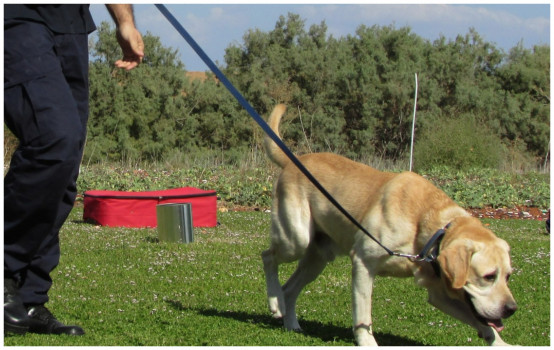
[437,217,517,332]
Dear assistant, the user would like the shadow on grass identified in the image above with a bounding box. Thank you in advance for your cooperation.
[166,299,423,346]
[145,236,159,243]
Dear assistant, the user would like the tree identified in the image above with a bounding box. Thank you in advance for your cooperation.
[88,22,199,162]
[496,44,550,159]
[83,16,549,169]
[87,22,254,164]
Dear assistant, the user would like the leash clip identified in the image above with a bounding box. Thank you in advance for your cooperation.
[391,251,425,262]
[391,226,447,263]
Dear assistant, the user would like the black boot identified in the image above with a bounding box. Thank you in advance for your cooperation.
[27,305,85,336]
[4,278,30,335]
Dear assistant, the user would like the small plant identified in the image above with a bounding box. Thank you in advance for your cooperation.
[77,162,549,210]
[414,114,506,171]
[421,167,550,208]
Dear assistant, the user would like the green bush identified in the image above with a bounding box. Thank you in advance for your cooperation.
[77,163,276,209]
[413,114,506,171]
[76,162,549,210]
[421,166,550,208]
[83,19,550,167]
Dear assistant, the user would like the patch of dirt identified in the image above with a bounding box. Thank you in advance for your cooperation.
[220,205,269,213]
[223,205,549,221]
[467,206,549,221]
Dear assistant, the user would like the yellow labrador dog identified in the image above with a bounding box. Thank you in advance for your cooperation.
[261,104,517,346]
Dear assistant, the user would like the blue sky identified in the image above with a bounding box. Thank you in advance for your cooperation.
[89,3,550,72]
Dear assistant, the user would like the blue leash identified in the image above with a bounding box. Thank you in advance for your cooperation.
[155,4,403,257]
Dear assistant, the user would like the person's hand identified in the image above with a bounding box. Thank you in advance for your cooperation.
[114,22,144,71]
[106,4,144,70]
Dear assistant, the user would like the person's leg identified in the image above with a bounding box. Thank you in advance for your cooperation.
[4,20,88,335]
[17,30,91,308]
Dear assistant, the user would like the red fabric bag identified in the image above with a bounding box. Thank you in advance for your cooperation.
[83,187,217,228]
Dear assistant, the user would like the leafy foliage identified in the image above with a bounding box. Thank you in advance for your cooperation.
[85,17,549,169]
[223,17,549,165]
[77,164,275,208]
[413,113,506,171]
[420,167,550,208]
[76,164,550,209]
[87,23,247,164]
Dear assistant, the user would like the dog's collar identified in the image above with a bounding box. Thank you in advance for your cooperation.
[391,223,450,277]
[422,224,449,277]
[420,223,450,262]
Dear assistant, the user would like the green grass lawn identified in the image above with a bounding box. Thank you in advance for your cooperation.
[4,208,550,346]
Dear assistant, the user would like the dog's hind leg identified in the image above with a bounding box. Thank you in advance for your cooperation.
[262,197,313,319]
[262,247,286,318]
[281,235,334,331]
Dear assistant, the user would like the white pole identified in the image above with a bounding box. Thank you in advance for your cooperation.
[544,140,550,171]
[409,73,418,172]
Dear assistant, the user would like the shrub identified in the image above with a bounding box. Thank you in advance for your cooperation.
[413,114,506,171]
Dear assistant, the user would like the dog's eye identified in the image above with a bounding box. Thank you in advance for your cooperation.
[484,273,496,282]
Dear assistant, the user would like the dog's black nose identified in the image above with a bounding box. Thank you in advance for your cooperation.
[503,301,517,318]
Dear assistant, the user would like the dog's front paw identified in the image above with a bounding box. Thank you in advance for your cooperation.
[490,338,513,346]
[354,324,378,346]
[491,340,512,346]
[480,328,512,346]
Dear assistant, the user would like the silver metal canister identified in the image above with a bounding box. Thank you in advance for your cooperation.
[156,203,194,243]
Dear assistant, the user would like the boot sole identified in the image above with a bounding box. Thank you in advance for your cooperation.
[4,322,29,335]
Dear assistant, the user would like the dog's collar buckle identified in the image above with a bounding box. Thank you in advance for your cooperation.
[391,224,449,273]
[416,225,448,263]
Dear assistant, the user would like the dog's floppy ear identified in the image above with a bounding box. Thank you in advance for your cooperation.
[437,239,477,289]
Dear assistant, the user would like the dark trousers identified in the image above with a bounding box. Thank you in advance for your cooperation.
[4,19,89,305]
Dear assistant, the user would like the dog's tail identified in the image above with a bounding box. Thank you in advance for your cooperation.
[263,104,289,168]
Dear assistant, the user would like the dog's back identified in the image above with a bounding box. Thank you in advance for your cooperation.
[263,104,395,230]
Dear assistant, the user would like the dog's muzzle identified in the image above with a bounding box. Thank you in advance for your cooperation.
[464,292,517,332]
